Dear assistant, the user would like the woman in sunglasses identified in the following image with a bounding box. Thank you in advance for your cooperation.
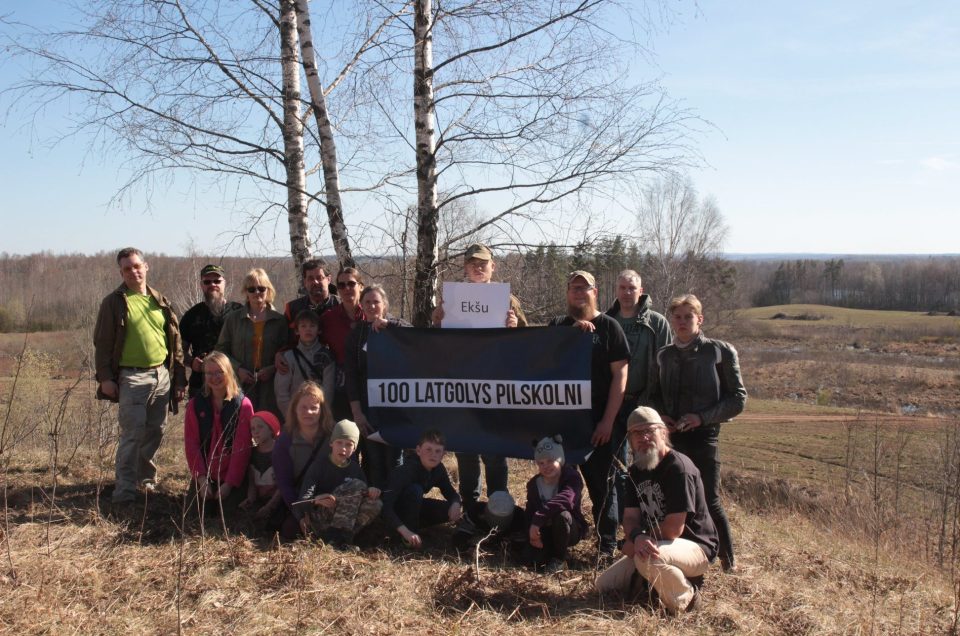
[319,267,366,419]
[216,268,288,418]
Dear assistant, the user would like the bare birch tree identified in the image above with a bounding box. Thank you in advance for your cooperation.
[412,0,441,326]
[4,0,368,272]
[280,0,312,269]
[294,0,356,268]
[352,0,696,325]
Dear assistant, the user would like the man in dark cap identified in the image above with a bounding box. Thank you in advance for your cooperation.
[432,243,527,512]
[179,264,243,398]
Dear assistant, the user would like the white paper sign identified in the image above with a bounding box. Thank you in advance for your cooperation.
[441,281,511,328]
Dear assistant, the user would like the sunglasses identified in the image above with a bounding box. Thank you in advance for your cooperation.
[246,286,268,293]
[201,278,223,286]
[337,280,359,290]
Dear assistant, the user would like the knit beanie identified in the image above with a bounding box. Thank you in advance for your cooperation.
[332,419,361,446]
[252,411,281,438]
[533,435,564,464]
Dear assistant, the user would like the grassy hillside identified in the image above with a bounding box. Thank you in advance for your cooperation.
[1,311,959,633]
[736,304,960,331]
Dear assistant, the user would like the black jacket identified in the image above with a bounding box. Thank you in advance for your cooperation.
[651,333,747,429]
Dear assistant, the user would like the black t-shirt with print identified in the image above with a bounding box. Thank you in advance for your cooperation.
[623,450,718,561]
[548,312,629,419]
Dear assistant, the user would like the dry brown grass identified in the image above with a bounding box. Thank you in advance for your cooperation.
[2,317,959,634]
[1,448,956,635]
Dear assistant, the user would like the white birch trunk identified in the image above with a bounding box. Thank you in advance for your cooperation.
[412,0,439,327]
[280,0,311,274]
[294,0,355,269]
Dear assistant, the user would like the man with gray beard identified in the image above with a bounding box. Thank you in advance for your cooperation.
[179,264,243,399]
[596,406,718,614]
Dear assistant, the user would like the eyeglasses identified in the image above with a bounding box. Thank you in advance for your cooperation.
[201,278,223,286]
[246,286,268,293]
[630,428,661,439]
[337,280,359,290]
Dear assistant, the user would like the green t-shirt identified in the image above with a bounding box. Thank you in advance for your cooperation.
[119,291,168,368]
[615,314,644,396]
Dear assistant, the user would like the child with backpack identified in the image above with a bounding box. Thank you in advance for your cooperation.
[275,310,336,417]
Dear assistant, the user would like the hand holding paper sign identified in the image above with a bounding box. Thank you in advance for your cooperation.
[440,282,511,329]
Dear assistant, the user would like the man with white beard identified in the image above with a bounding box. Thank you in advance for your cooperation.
[180,264,243,399]
[596,406,718,614]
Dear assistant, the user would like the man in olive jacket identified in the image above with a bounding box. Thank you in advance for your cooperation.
[94,247,186,504]
[604,270,671,411]
[605,269,671,519]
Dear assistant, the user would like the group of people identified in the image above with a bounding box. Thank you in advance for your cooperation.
[94,243,746,614]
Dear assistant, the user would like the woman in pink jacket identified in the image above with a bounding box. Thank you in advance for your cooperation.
[184,351,253,512]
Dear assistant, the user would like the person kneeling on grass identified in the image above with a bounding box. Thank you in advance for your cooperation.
[295,419,382,548]
[382,429,462,549]
[524,435,588,574]
[596,406,718,614]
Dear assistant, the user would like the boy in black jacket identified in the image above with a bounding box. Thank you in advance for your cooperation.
[382,430,462,548]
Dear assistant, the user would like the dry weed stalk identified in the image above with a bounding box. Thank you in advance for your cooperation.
[0,333,28,582]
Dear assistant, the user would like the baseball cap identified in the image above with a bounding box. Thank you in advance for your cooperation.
[626,406,666,432]
[200,264,225,278]
[567,270,596,287]
[464,243,493,261]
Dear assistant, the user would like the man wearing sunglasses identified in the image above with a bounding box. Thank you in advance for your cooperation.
[94,247,187,505]
[179,264,244,399]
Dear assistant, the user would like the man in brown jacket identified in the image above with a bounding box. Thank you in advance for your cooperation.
[94,247,186,504]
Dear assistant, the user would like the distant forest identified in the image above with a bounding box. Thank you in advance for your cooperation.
[0,246,957,333]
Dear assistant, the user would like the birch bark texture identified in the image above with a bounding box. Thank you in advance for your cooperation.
[280,0,312,272]
[412,0,440,328]
[294,0,355,269]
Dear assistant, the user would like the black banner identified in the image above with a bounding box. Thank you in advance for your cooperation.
[367,327,595,463]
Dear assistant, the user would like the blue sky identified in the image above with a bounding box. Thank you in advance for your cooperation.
[1,0,958,256]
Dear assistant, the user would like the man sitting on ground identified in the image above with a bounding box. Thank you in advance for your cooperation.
[596,406,718,614]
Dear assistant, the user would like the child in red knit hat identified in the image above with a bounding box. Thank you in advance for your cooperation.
[240,411,283,527]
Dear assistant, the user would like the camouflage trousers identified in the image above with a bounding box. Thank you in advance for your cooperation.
[306,478,382,533]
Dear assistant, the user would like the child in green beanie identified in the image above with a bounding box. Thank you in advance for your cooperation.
[295,419,381,548]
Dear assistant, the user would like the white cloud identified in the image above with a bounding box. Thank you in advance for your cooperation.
[921,156,960,172]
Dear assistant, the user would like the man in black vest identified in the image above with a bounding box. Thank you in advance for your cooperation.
[179,264,243,399]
